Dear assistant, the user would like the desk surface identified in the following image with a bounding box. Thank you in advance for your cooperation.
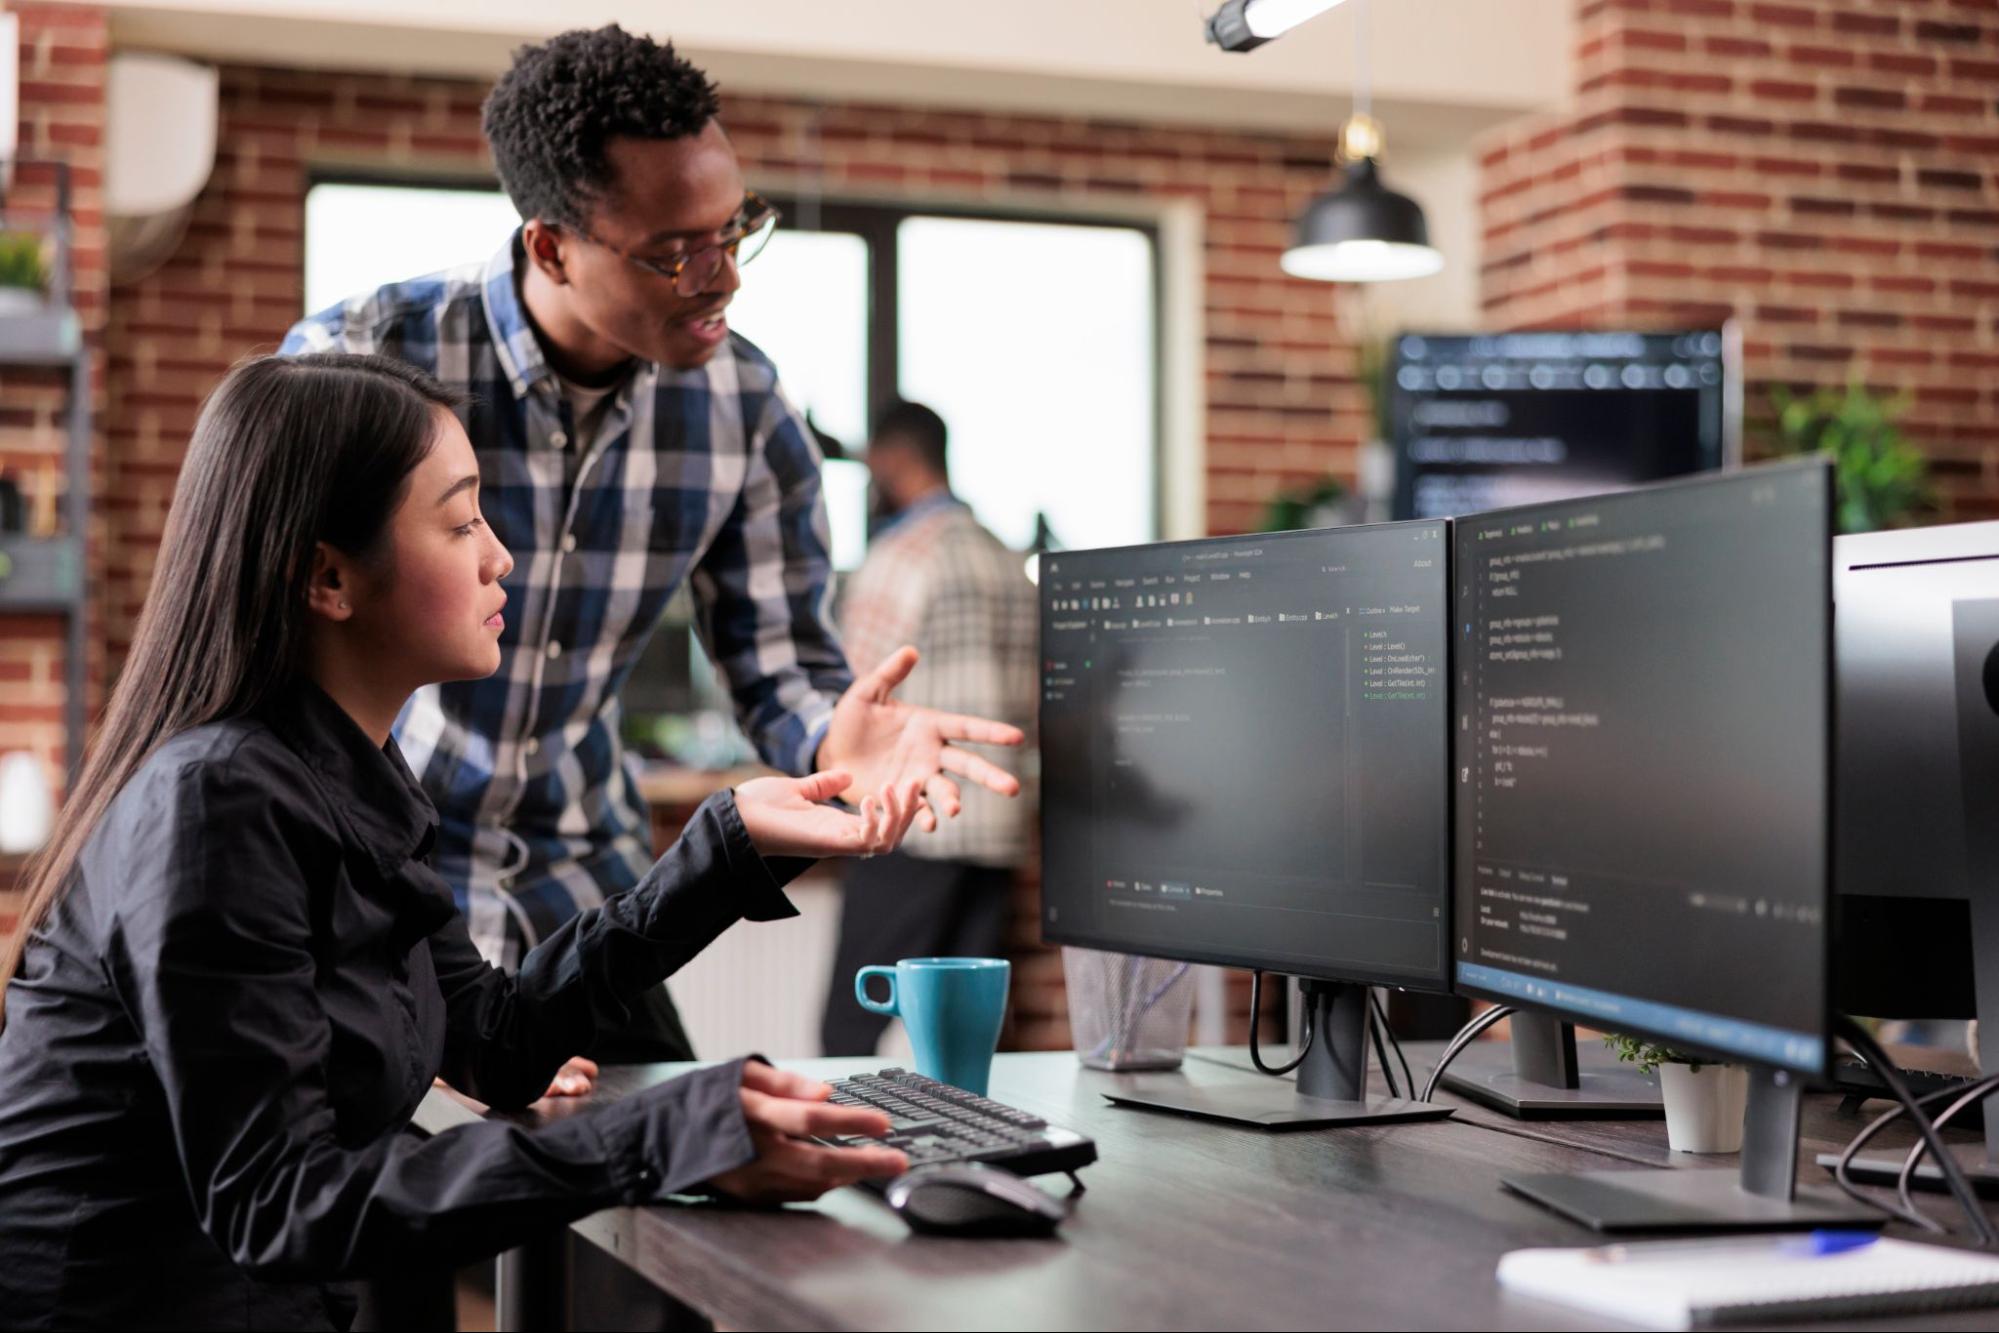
[417,1046,1996,1332]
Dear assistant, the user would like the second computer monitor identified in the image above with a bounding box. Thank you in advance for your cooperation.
[1451,461,1834,1076]
[1389,330,1736,520]
[1039,521,1451,992]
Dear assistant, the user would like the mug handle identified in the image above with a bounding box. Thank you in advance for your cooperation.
[855,966,900,1016]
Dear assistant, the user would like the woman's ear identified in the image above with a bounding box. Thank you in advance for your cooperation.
[305,541,355,622]
[521,218,571,287]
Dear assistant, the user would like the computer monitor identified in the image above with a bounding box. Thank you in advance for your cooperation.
[1039,521,1454,1127]
[1827,521,1999,1189]
[1452,459,1874,1230]
[1389,329,1738,520]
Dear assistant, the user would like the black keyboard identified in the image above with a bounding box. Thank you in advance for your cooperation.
[817,1068,1097,1180]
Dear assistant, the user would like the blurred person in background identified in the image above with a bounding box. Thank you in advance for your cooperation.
[821,402,1040,1056]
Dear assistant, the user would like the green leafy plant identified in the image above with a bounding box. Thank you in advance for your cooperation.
[0,231,46,293]
[1603,1032,1710,1076]
[1259,476,1350,534]
[1770,381,1933,534]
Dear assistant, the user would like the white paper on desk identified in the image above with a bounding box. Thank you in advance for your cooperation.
[1497,1237,1999,1329]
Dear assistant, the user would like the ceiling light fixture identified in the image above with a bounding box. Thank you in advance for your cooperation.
[1276,0,1443,283]
[1206,0,1351,52]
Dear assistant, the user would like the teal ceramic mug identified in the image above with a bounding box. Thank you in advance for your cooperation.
[854,957,1011,1095]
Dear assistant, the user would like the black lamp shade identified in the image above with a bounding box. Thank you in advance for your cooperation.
[1281,158,1444,283]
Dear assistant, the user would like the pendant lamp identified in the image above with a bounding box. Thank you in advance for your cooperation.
[1279,1,1443,283]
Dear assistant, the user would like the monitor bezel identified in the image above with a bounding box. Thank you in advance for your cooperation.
[1446,458,1836,1077]
[1037,517,1457,996]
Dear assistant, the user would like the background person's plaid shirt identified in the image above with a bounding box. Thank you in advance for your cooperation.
[282,233,852,966]
[837,494,1038,866]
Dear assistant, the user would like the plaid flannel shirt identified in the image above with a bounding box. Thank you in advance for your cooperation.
[281,233,851,965]
[837,494,1038,867]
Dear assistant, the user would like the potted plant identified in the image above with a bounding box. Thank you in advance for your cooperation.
[0,230,48,316]
[1770,381,1934,534]
[1604,1034,1749,1153]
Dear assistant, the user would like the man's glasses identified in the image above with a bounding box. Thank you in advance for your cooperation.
[577,192,780,298]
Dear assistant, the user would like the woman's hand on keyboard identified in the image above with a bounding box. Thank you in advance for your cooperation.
[706,1063,911,1203]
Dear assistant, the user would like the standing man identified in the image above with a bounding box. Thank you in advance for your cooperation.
[821,403,1039,1057]
[283,26,1020,1063]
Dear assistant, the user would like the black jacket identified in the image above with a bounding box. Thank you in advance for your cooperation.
[0,683,803,1330]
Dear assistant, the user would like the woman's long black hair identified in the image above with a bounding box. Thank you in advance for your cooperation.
[0,352,462,1028]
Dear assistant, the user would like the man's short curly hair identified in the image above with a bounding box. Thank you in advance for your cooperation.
[483,24,722,230]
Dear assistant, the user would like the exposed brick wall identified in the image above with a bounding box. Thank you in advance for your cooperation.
[1481,0,1999,517]
[0,2,107,936]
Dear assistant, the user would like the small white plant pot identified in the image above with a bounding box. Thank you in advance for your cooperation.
[1658,1062,1749,1154]
[0,287,44,317]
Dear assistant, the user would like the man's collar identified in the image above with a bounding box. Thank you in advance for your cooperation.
[486,230,656,404]
[482,230,556,401]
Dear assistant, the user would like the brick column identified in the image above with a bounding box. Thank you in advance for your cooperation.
[1481,0,1999,519]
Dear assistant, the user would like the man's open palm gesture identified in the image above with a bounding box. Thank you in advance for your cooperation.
[817,646,1024,832]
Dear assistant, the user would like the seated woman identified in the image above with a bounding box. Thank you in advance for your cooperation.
[0,352,922,1331]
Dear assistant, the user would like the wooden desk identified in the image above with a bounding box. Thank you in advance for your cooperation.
[416,1046,1996,1331]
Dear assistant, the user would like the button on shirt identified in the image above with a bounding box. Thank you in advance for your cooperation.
[0,682,805,1331]
[281,234,852,965]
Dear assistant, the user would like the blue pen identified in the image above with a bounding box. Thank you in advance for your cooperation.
[1784,1230,1880,1258]
[1588,1230,1881,1264]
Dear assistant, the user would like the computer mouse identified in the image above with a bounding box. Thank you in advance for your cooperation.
[882,1163,1069,1238]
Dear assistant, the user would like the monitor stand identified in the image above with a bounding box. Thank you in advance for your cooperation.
[1437,1011,1663,1118]
[1101,979,1454,1129]
[1502,1064,1885,1232]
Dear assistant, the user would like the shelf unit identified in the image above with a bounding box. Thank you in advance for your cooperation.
[0,160,90,777]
